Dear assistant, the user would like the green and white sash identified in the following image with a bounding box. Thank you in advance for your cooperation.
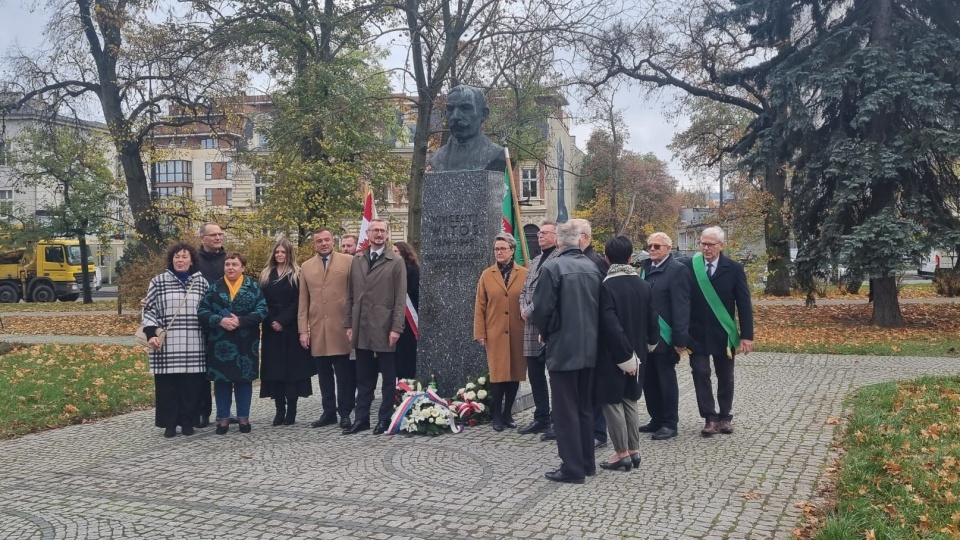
[692,253,740,356]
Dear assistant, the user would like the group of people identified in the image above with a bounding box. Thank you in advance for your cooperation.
[473,218,754,484]
[142,220,419,438]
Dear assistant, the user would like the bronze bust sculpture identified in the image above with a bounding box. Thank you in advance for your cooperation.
[429,85,506,172]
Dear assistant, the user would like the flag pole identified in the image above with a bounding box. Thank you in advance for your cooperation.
[504,147,530,266]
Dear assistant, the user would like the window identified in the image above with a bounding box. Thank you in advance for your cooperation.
[45,246,64,263]
[0,140,8,166]
[205,188,233,207]
[521,167,539,199]
[154,161,192,183]
[204,161,233,181]
[254,174,268,203]
[157,186,192,199]
[0,189,13,214]
[201,138,218,149]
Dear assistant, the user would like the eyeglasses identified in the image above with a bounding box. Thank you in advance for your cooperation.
[493,247,513,252]
[645,244,666,250]
[699,242,721,248]
[537,231,555,237]
[203,233,224,237]
[369,228,387,234]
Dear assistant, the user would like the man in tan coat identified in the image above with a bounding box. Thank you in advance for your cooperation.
[299,229,355,429]
[343,219,407,435]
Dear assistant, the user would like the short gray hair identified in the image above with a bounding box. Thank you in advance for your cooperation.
[494,232,516,249]
[570,218,592,240]
[701,226,726,243]
[556,221,581,248]
[198,222,220,236]
[647,231,673,247]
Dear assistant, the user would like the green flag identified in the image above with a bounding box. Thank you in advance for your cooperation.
[502,167,529,265]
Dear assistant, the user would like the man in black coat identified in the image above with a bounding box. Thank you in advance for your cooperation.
[639,232,690,440]
[681,226,754,436]
[195,222,227,428]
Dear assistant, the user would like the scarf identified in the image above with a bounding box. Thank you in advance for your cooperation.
[498,260,514,286]
[225,276,244,301]
[606,263,637,278]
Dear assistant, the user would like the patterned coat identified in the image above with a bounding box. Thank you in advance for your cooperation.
[519,248,560,357]
[197,277,269,383]
[142,271,209,374]
[474,263,528,383]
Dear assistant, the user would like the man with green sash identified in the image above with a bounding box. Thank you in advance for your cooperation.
[681,226,754,436]
[638,232,690,441]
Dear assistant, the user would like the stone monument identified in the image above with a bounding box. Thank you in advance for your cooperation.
[419,85,508,396]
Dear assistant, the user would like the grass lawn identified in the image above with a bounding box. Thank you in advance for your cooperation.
[806,376,960,539]
[0,343,153,439]
[1,301,119,312]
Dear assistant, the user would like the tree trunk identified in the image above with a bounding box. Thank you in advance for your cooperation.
[763,160,791,295]
[78,235,93,304]
[407,97,433,253]
[869,274,904,327]
[117,141,163,252]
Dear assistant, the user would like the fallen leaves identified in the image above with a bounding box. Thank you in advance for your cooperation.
[0,315,140,336]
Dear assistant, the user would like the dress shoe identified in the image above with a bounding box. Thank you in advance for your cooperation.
[197,416,210,429]
[544,469,585,484]
[373,421,390,435]
[503,416,517,429]
[540,429,557,441]
[638,423,658,433]
[215,423,229,435]
[701,421,719,437]
[181,425,194,436]
[594,439,608,450]
[518,420,550,434]
[311,414,337,428]
[342,421,370,435]
[163,427,177,438]
[630,453,641,468]
[719,420,734,434]
[238,422,252,434]
[492,422,504,432]
[339,417,352,429]
[599,456,633,472]
[651,427,678,440]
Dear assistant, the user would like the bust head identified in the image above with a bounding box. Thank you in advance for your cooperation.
[446,86,489,143]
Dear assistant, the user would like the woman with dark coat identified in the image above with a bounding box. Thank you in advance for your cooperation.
[259,238,314,425]
[391,241,420,379]
[596,236,660,471]
[197,252,269,435]
[142,242,209,438]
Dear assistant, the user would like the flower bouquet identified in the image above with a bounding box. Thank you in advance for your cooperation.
[448,373,493,427]
[388,379,461,436]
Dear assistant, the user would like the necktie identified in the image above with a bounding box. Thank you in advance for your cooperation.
[707,262,714,277]
[371,252,379,265]
[322,257,328,269]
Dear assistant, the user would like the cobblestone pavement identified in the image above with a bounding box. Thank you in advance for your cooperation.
[1,352,959,539]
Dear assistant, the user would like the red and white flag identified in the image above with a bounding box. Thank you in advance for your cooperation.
[355,189,418,339]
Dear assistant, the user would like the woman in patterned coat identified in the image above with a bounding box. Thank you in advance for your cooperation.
[142,242,209,438]
[198,252,268,435]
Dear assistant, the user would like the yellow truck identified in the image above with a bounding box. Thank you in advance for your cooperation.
[0,239,98,303]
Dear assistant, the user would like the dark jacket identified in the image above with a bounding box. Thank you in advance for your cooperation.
[641,253,691,352]
[260,270,315,383]
[583,245,610,275]
[681,253,754,358]
[531,247,602,371]
[395,263,420,378]
[596,270,660,404]
[197,277,268,382]
[197,247,226,284]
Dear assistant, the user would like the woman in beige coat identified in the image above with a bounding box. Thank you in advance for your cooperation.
[473,233,528,431]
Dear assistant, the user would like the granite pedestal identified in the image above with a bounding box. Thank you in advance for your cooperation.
[418,170,505,396]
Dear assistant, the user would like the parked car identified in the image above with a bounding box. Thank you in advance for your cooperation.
[918,249,957,278]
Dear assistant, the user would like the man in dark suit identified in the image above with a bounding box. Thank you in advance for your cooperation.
[681,226,754,436]
[343,219,407,435]
[640,232,690,440]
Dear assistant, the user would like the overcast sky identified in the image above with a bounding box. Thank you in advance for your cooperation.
[1,0,700,188]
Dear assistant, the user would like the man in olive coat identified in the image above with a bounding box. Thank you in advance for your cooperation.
[299,229,355,429]
[343,219,407,435]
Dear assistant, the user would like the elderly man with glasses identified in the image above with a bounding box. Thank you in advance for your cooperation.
[638,232,691,440]
[680,226,754,436]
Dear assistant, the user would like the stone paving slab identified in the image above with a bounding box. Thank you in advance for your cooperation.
[1,352,958,539]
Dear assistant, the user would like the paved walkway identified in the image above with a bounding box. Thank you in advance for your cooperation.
[2,351,959,539]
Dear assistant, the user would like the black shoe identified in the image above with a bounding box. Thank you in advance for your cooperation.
[215,423,229,435]
[503,417,517,429]
[651,427,678,440]
[493,422,504,432]
[630,453,641,468]
[238,422,252,434]
[197,416,210,429]
[311,414,337,428]
[342,421,370,435]
[594,439,608,449]
[544,469,585,484]
[339,416,352,429]
[373,421,389,435]
[273,410,286,426]
[638,423,657,433]
[181,425,194,436]
[518,420,551,434]
[163,427,176,438]
[540,429,557,441]
[599,456,633,472]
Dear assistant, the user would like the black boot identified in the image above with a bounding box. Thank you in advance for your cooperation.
[283,398,298,425]
[502,382,519,428]
[490,383,504,431]
[272,399,285,426]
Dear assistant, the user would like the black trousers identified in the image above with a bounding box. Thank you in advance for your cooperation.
[525,354,551,424]
[690,352,735,421]
[155,373,205,429]
[196,380,213,420]
[316,354,355,419]
[642,350,680,430]
[549,368,595,480]
[354,349,396,424]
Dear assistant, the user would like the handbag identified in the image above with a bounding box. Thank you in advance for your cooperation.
[137,280,194,351]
